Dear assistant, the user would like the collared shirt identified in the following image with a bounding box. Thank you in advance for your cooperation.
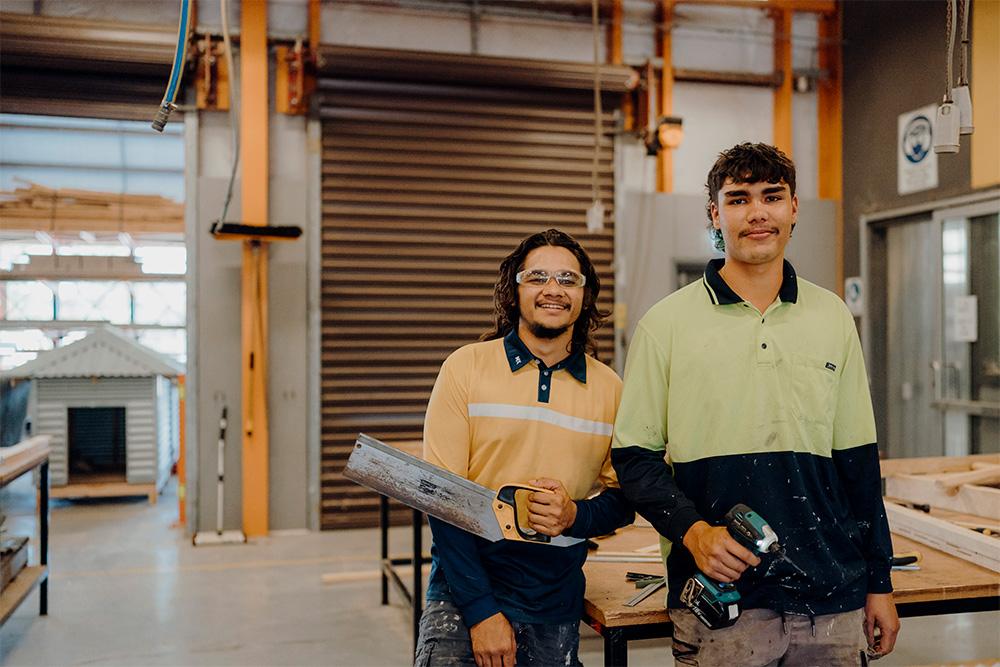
[503,329,587,403]
[611,258,892,616]
[422,331,626,626]
[426,330,619,498]
[616,257,875,464]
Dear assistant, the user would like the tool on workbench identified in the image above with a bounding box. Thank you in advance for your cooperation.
[624,575,666,607]
[891,551,922,567]
[680,504,805,629]
[626,572,665,587]
[343,433,584,547]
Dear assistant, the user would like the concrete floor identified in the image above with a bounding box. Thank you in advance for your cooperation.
[1,474,998,666]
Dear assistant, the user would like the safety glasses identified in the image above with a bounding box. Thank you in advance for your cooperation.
[515,269,586,288]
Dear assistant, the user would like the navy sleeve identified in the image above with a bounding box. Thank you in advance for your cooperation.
[427,516,503,626]
[611,445,703,544]
[831,443,894,593]
[563,487,635,539]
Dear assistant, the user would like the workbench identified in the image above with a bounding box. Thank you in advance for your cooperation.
[377,440,430,655]
[0,437,51,627]
[582,524,1000,666]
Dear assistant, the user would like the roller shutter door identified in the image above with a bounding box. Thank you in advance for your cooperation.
[0,14,174,121]
[318,48,632,529]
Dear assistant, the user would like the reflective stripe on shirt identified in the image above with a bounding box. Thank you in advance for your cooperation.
[468,403,614,436]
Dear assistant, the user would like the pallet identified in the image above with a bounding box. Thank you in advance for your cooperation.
[880,453,1000,477]
[51,481,157,504]
[884,502,1000,573]
[881,455,1000,573]
[886,473,1000,521]
[883,454,1000,521]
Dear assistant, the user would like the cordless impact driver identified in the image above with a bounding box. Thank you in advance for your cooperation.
[679,504,804,630]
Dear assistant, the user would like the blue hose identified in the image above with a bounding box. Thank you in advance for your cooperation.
[153,0,193,132]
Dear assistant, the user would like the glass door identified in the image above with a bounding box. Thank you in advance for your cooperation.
[885,217,943,459]
[873,198,999,460]
[936,204,1000,455]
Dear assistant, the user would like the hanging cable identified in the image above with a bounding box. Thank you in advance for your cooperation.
[952,0,973,134]
[153,0,194,132]
[934,0,961,153]
[591,0,602,204]
[944,0,956,103]
[216,0,241,228]
[587,0,605,233]
[958,0,969,86]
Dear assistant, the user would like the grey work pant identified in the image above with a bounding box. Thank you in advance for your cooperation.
[414,599,582,667]
[671,607,868,667]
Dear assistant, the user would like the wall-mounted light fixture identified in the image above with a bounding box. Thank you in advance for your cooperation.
[646,116,683,155]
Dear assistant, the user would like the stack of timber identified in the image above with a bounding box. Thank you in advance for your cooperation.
[882,454,1000,573]
[1,537,29,592]
[0,182,184,238]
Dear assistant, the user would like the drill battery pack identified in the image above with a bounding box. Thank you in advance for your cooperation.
[680,573,742,630]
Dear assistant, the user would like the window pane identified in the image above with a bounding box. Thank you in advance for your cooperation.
[133,282,186,326]
[57,282,131,323]
[134,246,186,275]
[3,282,54,320]
[0,328,55,370]
[134,328,186,366]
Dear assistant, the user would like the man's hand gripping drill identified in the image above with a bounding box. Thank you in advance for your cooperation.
[680,504,806,630]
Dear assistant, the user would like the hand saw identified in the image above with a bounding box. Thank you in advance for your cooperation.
[344,433,584,547]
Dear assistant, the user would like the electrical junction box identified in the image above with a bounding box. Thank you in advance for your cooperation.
[934,102,960,153]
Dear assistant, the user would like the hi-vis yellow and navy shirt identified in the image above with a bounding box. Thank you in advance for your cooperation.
[611,259,893,616]
[423,330,633,626]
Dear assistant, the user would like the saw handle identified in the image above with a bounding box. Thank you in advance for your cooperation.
[494,484,553,544]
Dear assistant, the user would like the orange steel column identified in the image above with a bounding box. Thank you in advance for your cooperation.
[772,8,793,156]
[177,374,186,526]
[612,0,634,132]
[242,2,268,226]
[308,0,320,49]
[611,0,623,64]
[241,0,270,537]
[657,1,675,193]
[817,6,843,292]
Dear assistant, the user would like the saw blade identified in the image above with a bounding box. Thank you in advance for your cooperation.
[344,434,583,547]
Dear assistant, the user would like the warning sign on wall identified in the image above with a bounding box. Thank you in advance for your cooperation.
[898,105,939,195]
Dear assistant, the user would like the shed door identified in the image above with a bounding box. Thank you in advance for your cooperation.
[317,55,622,529]
[68,406,127,484]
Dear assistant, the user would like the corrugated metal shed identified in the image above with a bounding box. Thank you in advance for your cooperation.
[6,325,184,379]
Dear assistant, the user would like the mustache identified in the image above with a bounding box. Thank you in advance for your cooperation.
[535,299,569,309]
[740,227,778,237]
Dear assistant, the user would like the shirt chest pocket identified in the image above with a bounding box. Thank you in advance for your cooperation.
[791,353,839,427]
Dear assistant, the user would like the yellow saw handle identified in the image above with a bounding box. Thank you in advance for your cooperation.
[493,484,554,544]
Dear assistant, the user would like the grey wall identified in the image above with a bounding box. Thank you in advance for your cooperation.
[617,191,838,348]
[187,107,309,534]
[841,0,975,280]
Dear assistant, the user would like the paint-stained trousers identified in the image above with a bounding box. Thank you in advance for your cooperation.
[671,607,868,667]
[414,599,582,667]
